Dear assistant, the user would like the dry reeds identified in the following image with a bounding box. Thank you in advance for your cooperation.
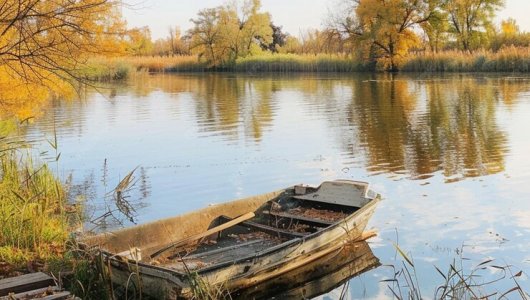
[402,47,530,72]
[386,243,529,299]
[234,53,367,73]
[123,55,206,72]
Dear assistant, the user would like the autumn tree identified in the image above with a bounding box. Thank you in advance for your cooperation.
[126,26,154,56]
[332,0,437,71]
[0,0,125,117]
[0,0,125,83]
[188,0,272,67]
[421,9,449,52]
[446,0,504,52]
[277,36,301,54]
[490,18,530,51]
[260,23,287,52]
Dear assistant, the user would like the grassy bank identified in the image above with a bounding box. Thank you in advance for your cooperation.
[0,150,69,269]
[0,141,110,298]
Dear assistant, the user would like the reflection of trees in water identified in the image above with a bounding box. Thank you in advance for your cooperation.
[191,75,276,142]
[10,73,530,182]
[347,76,516,181]
[127,73,524,180]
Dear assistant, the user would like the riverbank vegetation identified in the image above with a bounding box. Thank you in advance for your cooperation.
[103,0,530,74]
[85,47,530,77]
[0,150,69,269]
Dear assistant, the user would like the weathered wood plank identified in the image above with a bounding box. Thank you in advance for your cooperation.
[2,286,60,300]
[182,239,263,260]
[0,272,55,297]
[263,210,334,227]
[218,215,306,239]
[39,291,71,300]
[150,212,256,259]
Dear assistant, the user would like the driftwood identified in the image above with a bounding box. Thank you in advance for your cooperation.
[150,212,255,259]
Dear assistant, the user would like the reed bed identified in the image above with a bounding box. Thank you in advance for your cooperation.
[84,48,530,79]
[0,150,69,266]
[80,57,133,81]
[82,56,206,81]
[234,53,367,72]
[124,55,206,72]
[387,244,529,300]
[402,47,530,72]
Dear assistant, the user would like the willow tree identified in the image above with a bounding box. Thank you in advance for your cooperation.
[331,0,439,71]
[0,0,125,117]
[189,0,272,67]
[446,0,504,51]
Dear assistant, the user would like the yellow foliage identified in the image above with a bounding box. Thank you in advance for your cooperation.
[189,0,272,66]
[501,18,518,37]
[0,67,75,119]
[0,0,126,119]
[354,0,425,70]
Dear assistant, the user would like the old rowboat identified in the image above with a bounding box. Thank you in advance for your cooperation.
[82,180,380,299]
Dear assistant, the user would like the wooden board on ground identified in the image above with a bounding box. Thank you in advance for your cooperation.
[0,273,74,300]
[0,272,55,297]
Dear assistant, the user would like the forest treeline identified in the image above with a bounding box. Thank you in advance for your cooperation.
[120,0,530,72]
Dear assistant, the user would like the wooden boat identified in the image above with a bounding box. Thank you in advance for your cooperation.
[82,180,380,299]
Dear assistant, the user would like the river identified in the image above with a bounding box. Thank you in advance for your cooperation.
[16,72,530,298]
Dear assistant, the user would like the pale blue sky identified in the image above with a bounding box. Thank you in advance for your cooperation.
[123,0,530,40]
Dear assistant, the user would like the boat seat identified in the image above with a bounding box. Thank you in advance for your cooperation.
[262,210,333,227]
[218,215,307,239]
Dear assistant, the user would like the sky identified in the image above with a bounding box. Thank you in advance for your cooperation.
[123,0,530,40]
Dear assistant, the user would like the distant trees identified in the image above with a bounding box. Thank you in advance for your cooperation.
[260,23,287,52]
[126,26,154,56]
[188,0,272,67]
[327,0,511,69]
[446,0,504,51]
[151,27,189,56]
[330,0,440,71]
[490,18,530,51]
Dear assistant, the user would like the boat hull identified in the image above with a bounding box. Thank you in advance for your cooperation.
[84,182,380,299]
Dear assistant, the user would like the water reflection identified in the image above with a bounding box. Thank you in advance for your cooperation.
[234,241,379,300]
[96,73,525,182]
[344,76,511,181]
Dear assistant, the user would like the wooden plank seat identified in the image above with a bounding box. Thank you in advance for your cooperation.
[262,210,334,227]
[0,272,55,297]
[165,239,279,271]
[218,215,307,239]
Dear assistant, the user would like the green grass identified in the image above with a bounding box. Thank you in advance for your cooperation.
[0,151,69,266]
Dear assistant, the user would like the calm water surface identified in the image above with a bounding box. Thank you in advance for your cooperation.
[17,73,530,298]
